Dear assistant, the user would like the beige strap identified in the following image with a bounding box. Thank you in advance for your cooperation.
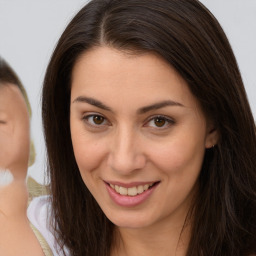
[27,176,49,204]
[30,222,53,256]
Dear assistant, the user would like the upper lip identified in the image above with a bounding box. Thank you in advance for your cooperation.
[104,180,159,188]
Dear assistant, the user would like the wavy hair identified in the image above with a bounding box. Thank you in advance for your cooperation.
[42,0,256,255]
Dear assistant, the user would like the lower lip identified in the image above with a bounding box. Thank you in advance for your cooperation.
[105,183,159,207]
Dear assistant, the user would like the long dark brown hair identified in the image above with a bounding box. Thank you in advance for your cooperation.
[42,0,256,255]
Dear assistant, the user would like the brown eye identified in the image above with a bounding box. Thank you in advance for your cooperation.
[146,115,174,129]
[84,114,108,127]
[93,115,105,125]
[154,117,166,127]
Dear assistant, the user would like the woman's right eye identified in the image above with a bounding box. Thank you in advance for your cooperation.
[82,114,109,127]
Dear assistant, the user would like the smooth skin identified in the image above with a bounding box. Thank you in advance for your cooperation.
[0,84,44,256]
[70,47,218,256]
[0,85,30,179]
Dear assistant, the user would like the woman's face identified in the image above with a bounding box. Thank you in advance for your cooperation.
[0,84,30,180]
[70,47,218,229]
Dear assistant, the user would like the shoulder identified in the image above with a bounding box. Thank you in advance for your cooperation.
[27,196,70,256]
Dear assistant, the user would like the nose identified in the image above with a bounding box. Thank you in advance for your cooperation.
[107,126,146,175]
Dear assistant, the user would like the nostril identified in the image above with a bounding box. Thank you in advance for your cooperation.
[112,153,146,170]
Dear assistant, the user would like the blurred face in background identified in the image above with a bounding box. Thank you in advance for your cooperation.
[0,84,30,180]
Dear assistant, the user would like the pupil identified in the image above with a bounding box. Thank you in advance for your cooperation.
[154,118,165,127]
[93,116,104,124]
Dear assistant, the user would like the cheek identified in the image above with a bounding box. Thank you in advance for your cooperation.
[72,137,109,195]
[0,121,30,168]
[151,132,206,176]
[148,135,206,216]
[0,131,11,166]
[73,141,102,170]
[13,118,30,163]
[16,121,30,150]
[71,129,108,180]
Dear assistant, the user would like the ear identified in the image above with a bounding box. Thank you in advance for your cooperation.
[205,121,219,149]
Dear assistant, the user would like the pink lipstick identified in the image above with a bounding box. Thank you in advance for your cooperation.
[105,181,159,207]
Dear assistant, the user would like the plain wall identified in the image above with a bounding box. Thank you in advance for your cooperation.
[0,0,255,184]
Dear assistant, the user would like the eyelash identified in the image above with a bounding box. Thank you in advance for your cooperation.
[81,114,175,130]
[82,114,109,128]
[144,115,175,129]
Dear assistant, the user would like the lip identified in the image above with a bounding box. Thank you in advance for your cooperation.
[105,180,157,188]
[105,181,160,207]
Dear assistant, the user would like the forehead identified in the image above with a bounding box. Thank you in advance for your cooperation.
[0,83,27,112]
[71,47,199,110]
[72,47,173,82]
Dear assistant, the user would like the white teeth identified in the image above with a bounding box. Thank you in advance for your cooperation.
[119,187,127,195]
[137,185,144,194]
[110,183,154,196]
[128,187,137,196]
[143,184,149,190]
[115,185,120,193]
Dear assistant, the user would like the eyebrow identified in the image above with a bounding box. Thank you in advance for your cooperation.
[73,96,112,111]
[72,96,184,113]
[137,100,184,114]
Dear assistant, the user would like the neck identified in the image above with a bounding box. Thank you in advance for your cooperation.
[0,178,28,218]
[112,216,191,256]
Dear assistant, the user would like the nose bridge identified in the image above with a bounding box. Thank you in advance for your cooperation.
[108,123,145,174]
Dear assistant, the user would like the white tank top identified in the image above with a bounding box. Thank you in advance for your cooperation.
[27,196,70,256]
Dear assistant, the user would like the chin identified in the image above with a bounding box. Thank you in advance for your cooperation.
[105,210,156,229]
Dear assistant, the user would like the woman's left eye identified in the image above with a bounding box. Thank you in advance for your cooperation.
[145,116,175,129]
[83,114,109,127]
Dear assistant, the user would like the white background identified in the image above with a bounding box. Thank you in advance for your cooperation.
[0,0,255,184]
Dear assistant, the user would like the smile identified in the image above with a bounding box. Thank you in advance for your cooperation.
[105,181,160,207]
[109,183,154,196]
